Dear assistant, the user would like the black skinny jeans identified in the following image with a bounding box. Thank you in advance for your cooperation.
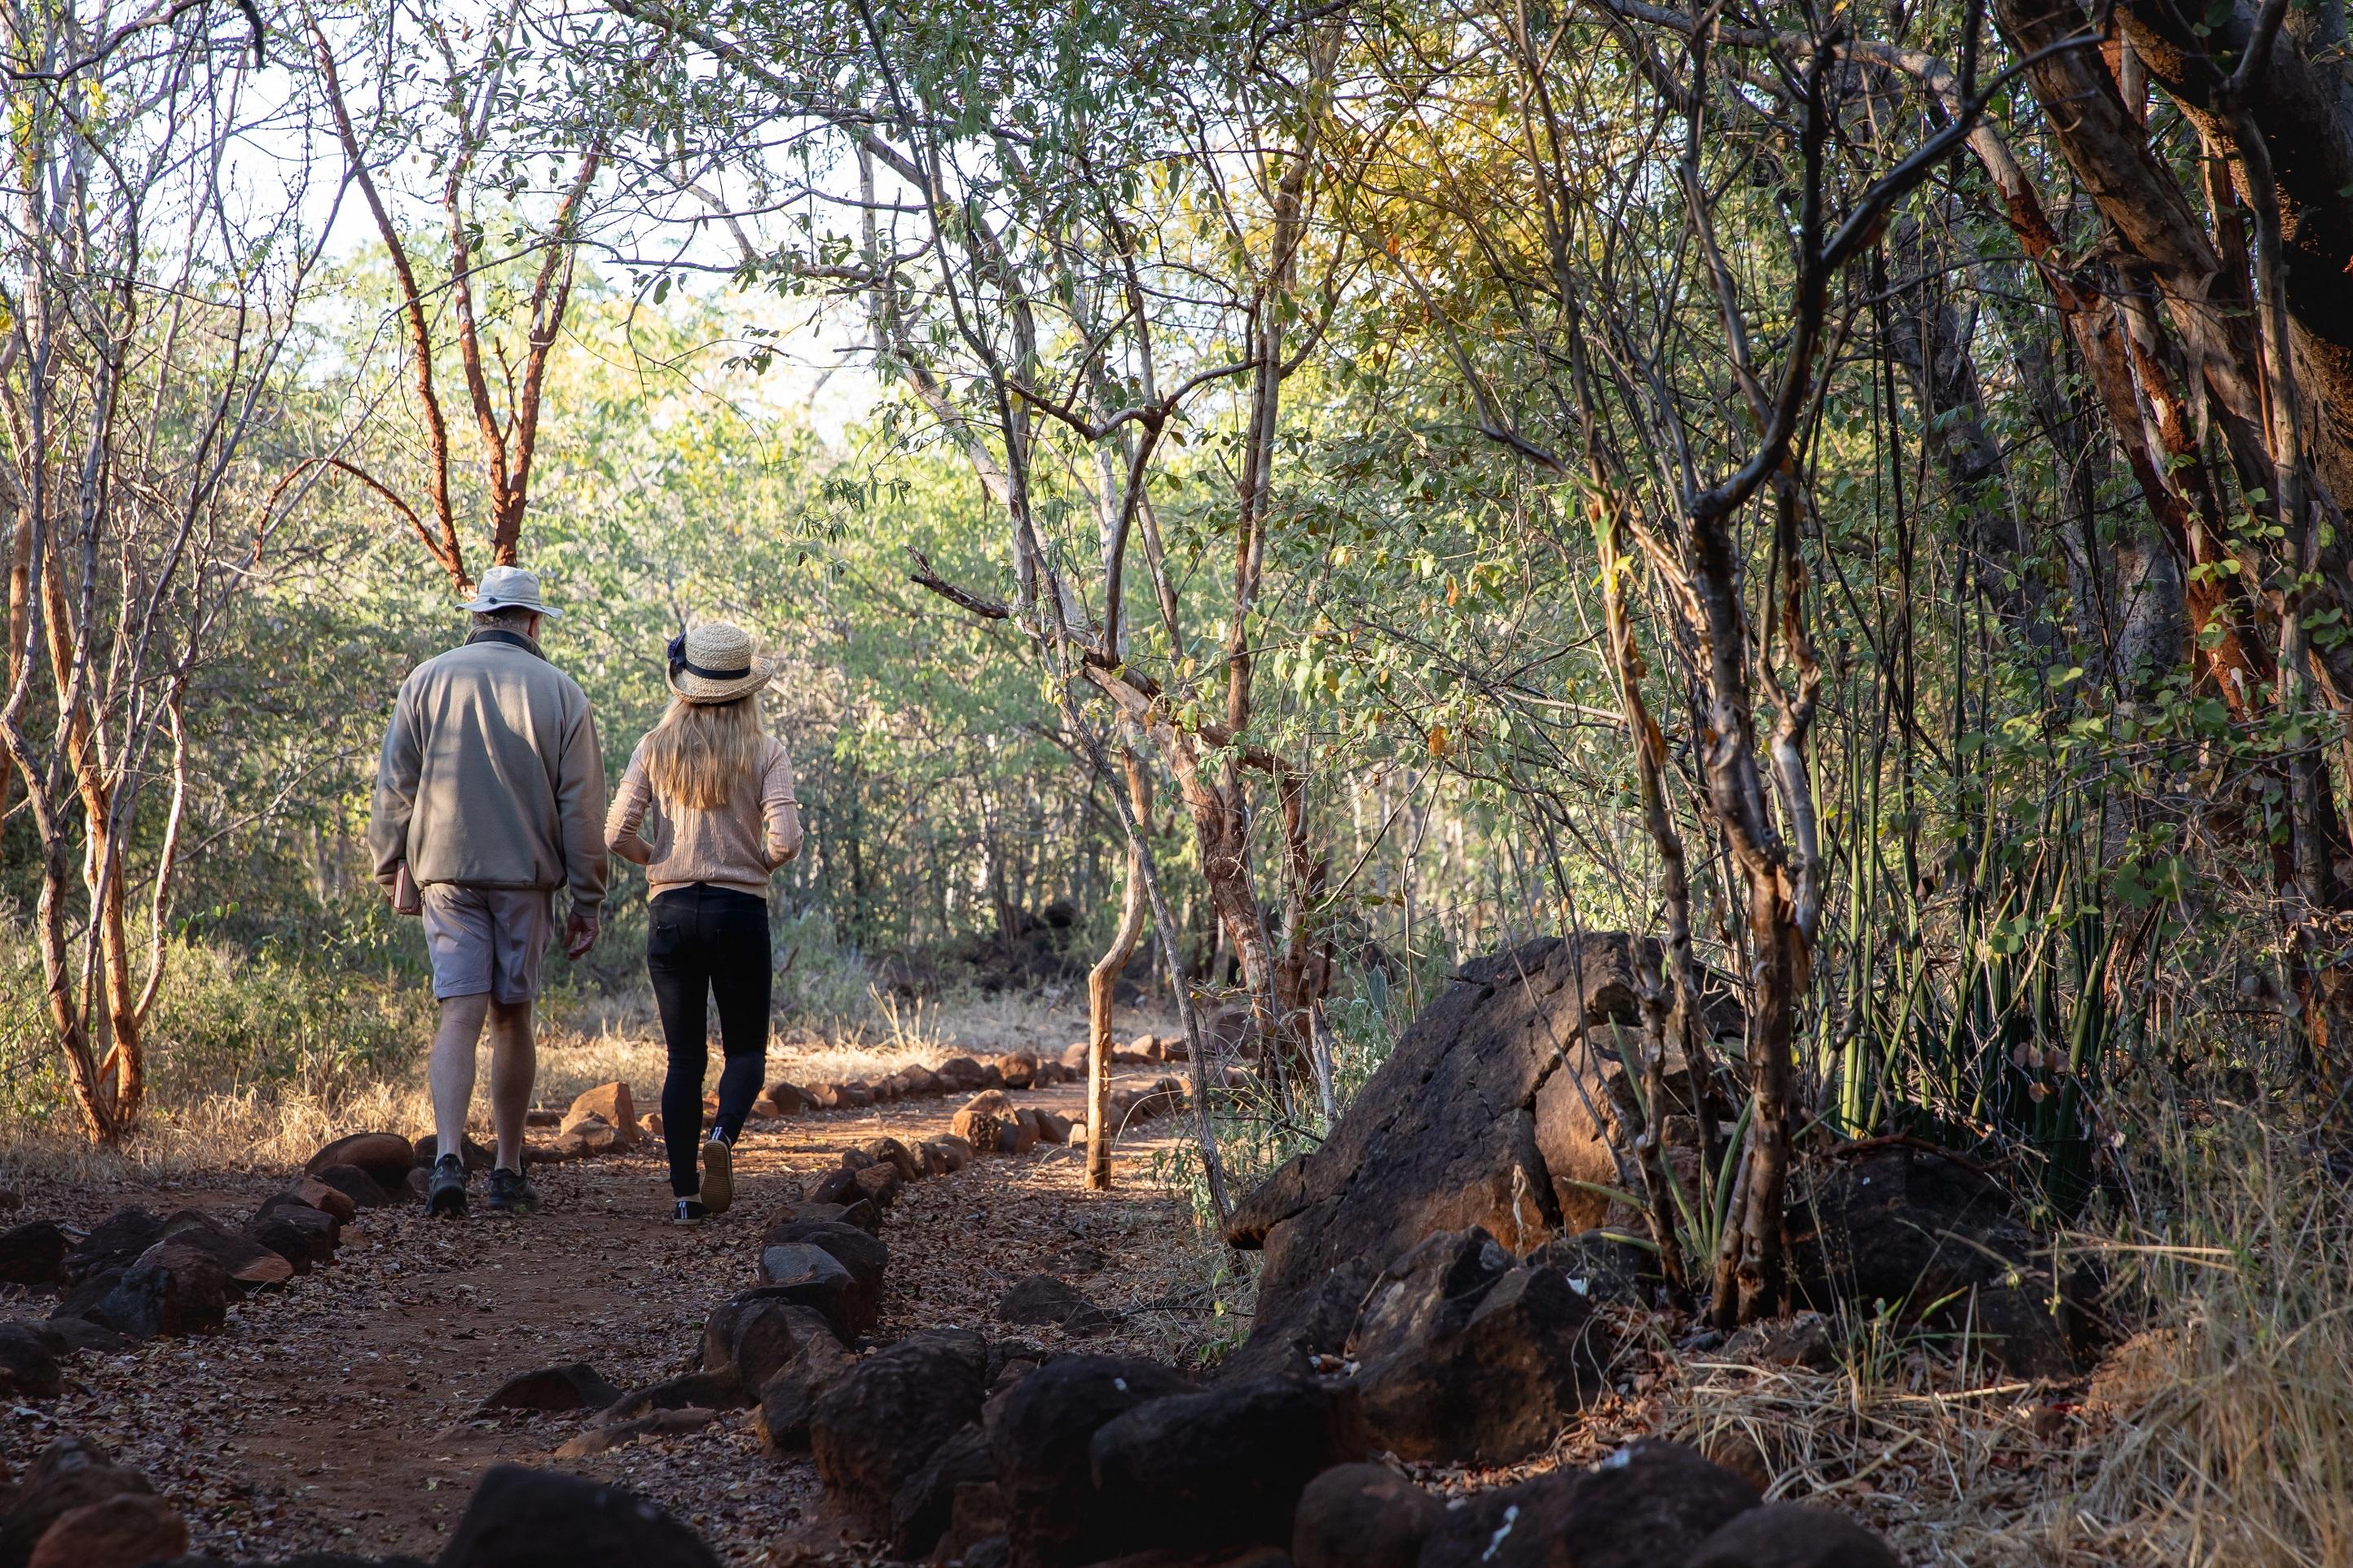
[647,885,771,1197]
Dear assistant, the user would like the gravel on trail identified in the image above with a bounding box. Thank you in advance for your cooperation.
[0,1072,1205,1563]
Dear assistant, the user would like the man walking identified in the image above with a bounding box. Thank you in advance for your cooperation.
[368,566,609,1217]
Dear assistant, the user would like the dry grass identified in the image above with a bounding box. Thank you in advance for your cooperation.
[1647,1105,2353,1567]
[0,986,1175,1185]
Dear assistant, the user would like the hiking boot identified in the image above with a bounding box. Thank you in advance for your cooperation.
[672,1197,708,1224]
[700,1135,735,1215]
[485,1165,541,1215]
[427,1154,468,1218]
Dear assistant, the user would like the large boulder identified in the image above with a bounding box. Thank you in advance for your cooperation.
[811,1330,990,1535]
[986,1354,1193,1568]
[1088,1377,1368,1553]
[1221,936,1730,1381]
[1417,1441,1758,1568]
[1346,1228,1609,1465]
[1787,1143,2091,1377]
[437,1463,719,1568]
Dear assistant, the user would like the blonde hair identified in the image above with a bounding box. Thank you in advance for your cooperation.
[643,694,763,810]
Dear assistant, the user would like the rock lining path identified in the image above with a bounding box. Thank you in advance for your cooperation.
[0,1065,1201,1563]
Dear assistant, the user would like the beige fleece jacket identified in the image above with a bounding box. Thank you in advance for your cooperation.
[604,734,803,899]
[367,630,611,916]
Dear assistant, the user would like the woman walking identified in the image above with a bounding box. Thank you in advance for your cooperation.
[607,622,803,1222]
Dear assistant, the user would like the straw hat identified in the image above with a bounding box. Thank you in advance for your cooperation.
[666,621,772,704]
[462,564,561,618]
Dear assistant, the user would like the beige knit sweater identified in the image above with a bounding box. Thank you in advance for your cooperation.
[604,735,803,899]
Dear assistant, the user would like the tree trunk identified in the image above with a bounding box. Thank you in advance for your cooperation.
[1087,743,1152,1189]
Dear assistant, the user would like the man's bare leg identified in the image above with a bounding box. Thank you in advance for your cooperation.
[430,992,494,1160]
[486,999,536,1172]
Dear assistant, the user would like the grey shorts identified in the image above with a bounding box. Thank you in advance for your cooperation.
[420,885,556,1004]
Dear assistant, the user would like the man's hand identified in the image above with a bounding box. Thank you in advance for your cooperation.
[564,911,600,960]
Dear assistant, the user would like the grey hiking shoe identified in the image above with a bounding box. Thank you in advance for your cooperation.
[485,1165,541,1215]
[700,1136,735,1215]
[427,1153,468,1218]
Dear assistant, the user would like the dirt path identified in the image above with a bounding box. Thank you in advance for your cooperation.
[1,1069,1203,1563]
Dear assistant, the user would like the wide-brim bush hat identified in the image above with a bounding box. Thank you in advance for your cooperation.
[667,621,773,704]
[461,564,562,617]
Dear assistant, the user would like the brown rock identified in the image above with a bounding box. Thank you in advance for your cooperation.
[140,1214,295,1289]
[555,1113,629,1158]
[244,1209,337,1272]
[1088,1377,1370,1554]
[1060,1042,1091,1071]
[812,1329,989,1535]
[310,1163,393,1209]
[91,1245,231,1337]
[562,1083,640,1148]
[1292,1464,1441,1568]
[952,1091,1022,1154]
[60,1209,163,1283]
[1683,1503,1899,1568]
[0,1438,156,1567]
[754,1333,855,1453]
[859,1136,921,1181]
[705,1295,840,1390]
[1220,935,1725,1381]
[986,1354,1192,1568]
[1345,1228,1607,1465]
[305,1131,415,1188]
[0,1324,64,1399]
[288,1178,359,1222]
[763,1079,809,1114]
[1417,1440,1757,1568]
[1034,1110,1073,1146]
[478,1363,627,1413]
[853,1160,904,1206]
[1000,1051,1040,1090]
[0,1221,68,1289]
[937,1055,990,1091]
[995,1275,1118,1336]
[414,1131,495,1171]
[25,1490,183,1568]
